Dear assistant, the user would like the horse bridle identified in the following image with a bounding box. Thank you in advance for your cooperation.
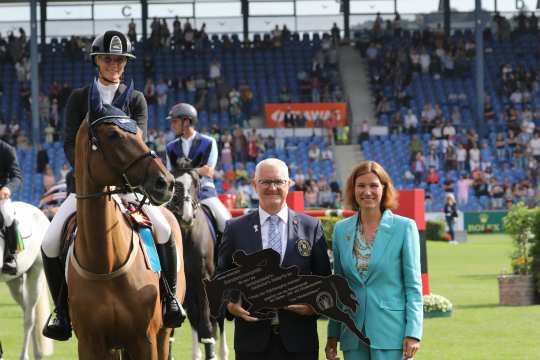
[172,168,200,220]
[76,116,158,203]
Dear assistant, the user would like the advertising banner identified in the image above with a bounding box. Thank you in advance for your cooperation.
[264,103,348,128]
[463,211,508,233]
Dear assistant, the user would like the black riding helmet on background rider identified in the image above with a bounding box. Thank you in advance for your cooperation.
[167,103,198,136]
[90,31,135,85]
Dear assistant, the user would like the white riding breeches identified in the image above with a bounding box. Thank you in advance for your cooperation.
[41,192,171,258]
[200,196,231,233]
[0,198,15,227]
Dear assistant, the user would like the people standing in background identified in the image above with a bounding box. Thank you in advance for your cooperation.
[444,193,458,241]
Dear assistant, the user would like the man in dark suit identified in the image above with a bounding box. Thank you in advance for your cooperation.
[217,158,331,360]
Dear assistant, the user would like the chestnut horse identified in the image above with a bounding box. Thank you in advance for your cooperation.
[67,83,185,360]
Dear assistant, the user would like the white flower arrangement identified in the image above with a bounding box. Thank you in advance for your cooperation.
[423,293,453,313]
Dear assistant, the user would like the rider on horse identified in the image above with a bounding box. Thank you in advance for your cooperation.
[0,139,23,275]
[41,30,184,342]
[166,103,232,235]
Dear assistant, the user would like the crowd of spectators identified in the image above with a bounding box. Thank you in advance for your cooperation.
[361,11,540,210]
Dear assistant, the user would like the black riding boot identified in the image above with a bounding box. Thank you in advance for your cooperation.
[41,250,72,341]
[156,234,186,328]
[2,220,19,275]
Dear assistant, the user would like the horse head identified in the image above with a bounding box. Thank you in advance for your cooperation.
[331,274,358,312]
[168,160,200,226]
[75,79,175,205]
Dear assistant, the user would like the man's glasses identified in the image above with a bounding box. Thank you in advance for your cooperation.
[257,179,289,188]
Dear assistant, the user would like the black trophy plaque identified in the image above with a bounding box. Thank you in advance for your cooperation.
[203,248,370,345]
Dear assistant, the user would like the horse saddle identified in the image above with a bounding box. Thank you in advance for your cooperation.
[200,204,219,246]
[59,207,161,273]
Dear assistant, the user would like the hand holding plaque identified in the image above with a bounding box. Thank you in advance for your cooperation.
[204,248,370,346]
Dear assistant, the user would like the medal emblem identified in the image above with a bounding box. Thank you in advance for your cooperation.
[296,239,311,257]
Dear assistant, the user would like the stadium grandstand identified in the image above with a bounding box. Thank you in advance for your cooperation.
[0,0,539,217]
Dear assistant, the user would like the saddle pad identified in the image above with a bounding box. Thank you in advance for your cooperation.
[201,205,218,245]
[139,226,161,273]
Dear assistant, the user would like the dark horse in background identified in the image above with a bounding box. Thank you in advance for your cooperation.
[166,160,228,360]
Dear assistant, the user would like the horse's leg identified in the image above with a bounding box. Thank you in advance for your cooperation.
[125,335,158,360]
[6,276,32,360]
[77,336,114,360]
[156,327,171,360]
[191,328,202,360]
[32,274,53,358]
[218,317,228,360]
[23,256,51,360]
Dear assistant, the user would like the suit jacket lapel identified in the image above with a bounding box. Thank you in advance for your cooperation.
[282,209,298,266]
[247,210,263,253]
[366,210,394,281]
[112,83,126,103]
[343,215,364,284]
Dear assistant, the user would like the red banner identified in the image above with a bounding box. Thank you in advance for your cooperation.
[264,103,348,128]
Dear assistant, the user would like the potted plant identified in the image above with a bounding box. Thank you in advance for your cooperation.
[498,203,537,306]
[423,293,453,318]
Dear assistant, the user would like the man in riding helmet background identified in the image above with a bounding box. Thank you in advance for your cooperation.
[41,30,184,342]
[0,139,23,275]
[166,103,232,234]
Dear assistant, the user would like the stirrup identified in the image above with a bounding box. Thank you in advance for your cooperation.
[43,310,72,341]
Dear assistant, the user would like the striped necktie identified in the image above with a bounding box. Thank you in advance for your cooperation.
[267,215,282,258]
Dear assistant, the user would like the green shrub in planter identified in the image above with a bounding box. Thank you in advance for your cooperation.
[426,220,446,241]
[320,216,341,249]
[530,207,540,294]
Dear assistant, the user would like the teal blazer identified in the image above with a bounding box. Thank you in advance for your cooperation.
[327,210,423,350]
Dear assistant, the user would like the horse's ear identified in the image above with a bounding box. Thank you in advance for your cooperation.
[113,79,133,113]
[89,78,103,119]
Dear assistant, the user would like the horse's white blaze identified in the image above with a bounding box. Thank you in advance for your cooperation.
[177,173,194,223]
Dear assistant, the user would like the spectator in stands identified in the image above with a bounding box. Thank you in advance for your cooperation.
[15,56,30,83]
[156,78,168,106]
[36,144,49,174]
[232,125,247,162]
[444,145,457,171]
[457,174,472,205]
[160,19,170,47]
[308,144,321,161]
[404,109,418,134]
[490,178,505,209]
[389,112,403,135]
[469,144,480,172]
[426,148,439,169]
[209,58,221,80]
[426,166,440,185]
[442,173,455,194]
[305,184,319,207]
[239,83,254,120]
[144,78,156,105]
[321,145,333,161]
[279,86,291,103]
[127,19,137,43]
[479,142,493,171]
[412,152,425,186]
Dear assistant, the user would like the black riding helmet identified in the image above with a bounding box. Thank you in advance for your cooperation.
[90,30,136,66]
[167,103,198,126]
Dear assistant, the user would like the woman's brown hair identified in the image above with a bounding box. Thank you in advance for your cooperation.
[343,160,399,211]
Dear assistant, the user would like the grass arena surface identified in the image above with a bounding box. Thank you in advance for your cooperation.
[1,234,539,359]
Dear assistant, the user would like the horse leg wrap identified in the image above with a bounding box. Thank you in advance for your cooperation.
[204,342,216,360]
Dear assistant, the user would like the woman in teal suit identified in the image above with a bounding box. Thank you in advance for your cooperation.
[325,161,423,360]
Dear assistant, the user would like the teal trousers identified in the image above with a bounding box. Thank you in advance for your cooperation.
[343,344,405,360]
